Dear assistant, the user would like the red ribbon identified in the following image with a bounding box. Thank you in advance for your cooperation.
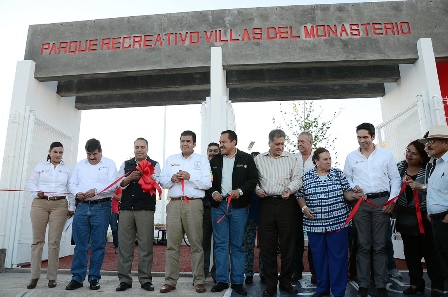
[343,198,377,226]
[413,187,425,234]
[180,178,189,204]
[98,167,137,194]
[137,160,162,196]
[217,195,232,223]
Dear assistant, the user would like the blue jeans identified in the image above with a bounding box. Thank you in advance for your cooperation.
[212,200,247,284]
[109,212,119,248]
[71,200,111,282]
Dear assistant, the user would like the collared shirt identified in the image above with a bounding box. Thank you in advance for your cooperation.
[118,157,161,189]
[221,149,236,195]
[344,146,401,201]
[427,151,448,214]
[69,156,118,201]
[254,150,302,195]
[28,161,75,211]
[160,152,211,198]
[297,168,352,232]
[296,150,315,174]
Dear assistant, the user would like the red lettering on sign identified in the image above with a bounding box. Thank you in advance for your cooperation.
[267,27,277,40]
[383,22,395,35]
[78,40,88,53]
[49,43,57,55]
[89,39,98,52]
[154,34,163,46]
[69,41,78,55]
[229,30,239,42]
[241,29,251,41]
[327,25,338,37]
[372,23,383,36]
[41,43,50,55]
[165,33,174,46]
[289,26,300,39]
[143,35,153,48]
[204,31,214,43]
[217,30,228,42]
[360,23,370,36]
[132,36,142,48]
[122,36,132,49]
[178,32,188,45]
[316,25,325,38]
[112,37,121,50]
[303,25,315,38]
[277,26,288,39]
[339,24,348,37]
[58,42,68,54]
[252,28,262,40]
[190,31,200,44]
[349,24,360,36]
[101,38,111,50]
[400,22,411,35]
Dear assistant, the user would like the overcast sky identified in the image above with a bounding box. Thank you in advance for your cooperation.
[0,0,402,175]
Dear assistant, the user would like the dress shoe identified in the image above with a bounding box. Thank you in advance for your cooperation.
[377,288,389,297]
[403,286,424,295]
[195,284,206,293]
[141,282,154,291]
[48,280,57,288]
[279,283,298,294]
[313,292,330,297]
[116,282,132,291]
[89,279,100,290]
[263,286,277,297]
[160,284,176,293]
[65,280,83,290]
[27,279,39,289]
[245,276,253,284]
[311,274,317,284]
[291,271,302,281]
[358,287,368,297]
[211,282,229,292]
[231,284,247,295]
[431,290,443,297]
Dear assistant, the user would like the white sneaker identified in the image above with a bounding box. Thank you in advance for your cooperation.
[388,269,402,278]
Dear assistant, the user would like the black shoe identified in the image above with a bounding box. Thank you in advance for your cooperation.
[211,282,229,292]
[89,279,100,290]
[291,272,302,281]
[66,280,83,290]
[279,283,298,294]
[431,290,443,297]
[263,286,277,297]
[377,288,389,297]
[245,276,253,284]
[48,280,57,288]
[311,274,317,284]
[260,275,266,284]
[116,282,132,291]
[231,284,247,295]
[403,286,424,295]
[141,282,154,291]
[358,287,368,297]
[27,279,38,289]
[313,293,330,297]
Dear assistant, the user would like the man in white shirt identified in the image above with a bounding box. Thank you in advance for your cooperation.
[344,123,401,297]
[66,138,118,291]
[292,132,316,283]
[421,125,448,287]
[159,130,212,294]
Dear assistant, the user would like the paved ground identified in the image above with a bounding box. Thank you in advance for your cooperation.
[0,269,447,297]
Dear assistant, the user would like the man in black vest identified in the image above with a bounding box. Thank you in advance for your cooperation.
[115,138,161,292]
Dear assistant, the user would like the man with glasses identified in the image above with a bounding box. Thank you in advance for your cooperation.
[419,125,448,289]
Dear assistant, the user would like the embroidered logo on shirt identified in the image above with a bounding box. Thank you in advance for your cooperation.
[171,163,180,167]
[194,161,201,170]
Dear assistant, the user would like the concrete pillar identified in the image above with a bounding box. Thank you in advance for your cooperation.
[201,47,236,154]
[0,60,81,268]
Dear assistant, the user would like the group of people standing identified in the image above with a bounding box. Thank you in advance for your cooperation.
[25,123,448,297]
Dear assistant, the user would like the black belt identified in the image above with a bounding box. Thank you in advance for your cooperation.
[430,210,448,221]
[170,197,202,201]
[366,191,389,199]
[77,197,111,204]
[39,195,66,201]
[265,195,291,200]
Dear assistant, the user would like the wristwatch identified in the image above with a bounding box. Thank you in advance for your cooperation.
[238,188,243,196]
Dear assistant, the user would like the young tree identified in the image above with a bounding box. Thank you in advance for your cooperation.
[272,101,341,165]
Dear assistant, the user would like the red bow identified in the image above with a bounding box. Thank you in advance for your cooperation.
[137,160,162,196]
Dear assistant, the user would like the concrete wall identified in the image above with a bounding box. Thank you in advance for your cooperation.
[0,61,81,268]
[24,0,448,81]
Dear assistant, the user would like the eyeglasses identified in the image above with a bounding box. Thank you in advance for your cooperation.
[427,139,445,145]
